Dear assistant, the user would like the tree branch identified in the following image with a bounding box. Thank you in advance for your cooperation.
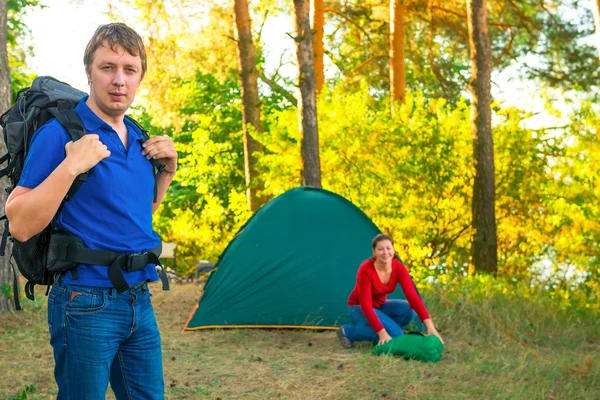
[427,0,452,98]
[419,5,513,29]
[493,27,515,66]
[324,7,369,38]
[506,0,541,32]
[345,54,389,79]
[539,0,566,37]
[259,72,297,107]
[256,9,269,44]
[423,14,468,41]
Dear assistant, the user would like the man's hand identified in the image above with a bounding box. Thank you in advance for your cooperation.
[141,135,178,174]
[64,134,111,175]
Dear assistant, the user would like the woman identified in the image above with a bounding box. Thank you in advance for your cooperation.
[337,234,444,348]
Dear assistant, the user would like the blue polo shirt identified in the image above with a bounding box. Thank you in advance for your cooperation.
[18,96,160,287]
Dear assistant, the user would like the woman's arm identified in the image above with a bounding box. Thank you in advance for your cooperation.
[357,268,391,344]
[396,262,444,344]
[422,318,444,344]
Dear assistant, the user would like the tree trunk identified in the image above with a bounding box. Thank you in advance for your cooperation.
[312,0,325,92]
[294,0,322,188]
[593,0,600,61]
[0,1,9,112]
[0,0,16,314]
[390,0,406,112]
[234,0,265,212]
[467,0,497,275]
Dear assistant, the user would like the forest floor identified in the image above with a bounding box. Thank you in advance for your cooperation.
[1,281,599,400]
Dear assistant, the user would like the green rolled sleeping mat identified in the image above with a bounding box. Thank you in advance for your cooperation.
[372,333,444,362]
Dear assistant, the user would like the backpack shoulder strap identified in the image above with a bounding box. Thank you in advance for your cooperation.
[125,116,166,203]
[51,102,87,141]
[50,103,89,200]
[125,116,166,171]
[125,115,149,138]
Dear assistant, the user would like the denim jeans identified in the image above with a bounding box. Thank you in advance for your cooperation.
[48,275,164,399]
[342,299,418,342]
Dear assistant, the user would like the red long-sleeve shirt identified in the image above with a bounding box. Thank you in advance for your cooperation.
[347,258,430,333]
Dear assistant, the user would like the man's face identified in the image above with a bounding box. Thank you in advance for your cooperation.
[86,42,142,121]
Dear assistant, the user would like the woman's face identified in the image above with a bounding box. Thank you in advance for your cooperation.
[373,240,395,264]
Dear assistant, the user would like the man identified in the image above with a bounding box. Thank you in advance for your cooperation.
[5,23,176,399]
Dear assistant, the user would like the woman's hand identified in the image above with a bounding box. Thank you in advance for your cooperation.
[377,329,392,345]
[427,327,444,345]
[423,318,445,345]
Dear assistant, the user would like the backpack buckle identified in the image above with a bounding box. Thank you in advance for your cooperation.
[126,252,148,272]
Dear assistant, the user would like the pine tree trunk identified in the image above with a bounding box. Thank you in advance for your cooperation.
[390,0,406,112]
[234,0,265,212]
[467,0,497,275]
[312,0,325,93]
[0,1,9,114]
[294,0,322,188]
[0,0,16,314]
[593,0,600,61]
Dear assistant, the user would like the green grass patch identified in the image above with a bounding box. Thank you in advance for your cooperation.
[1,282,598,399]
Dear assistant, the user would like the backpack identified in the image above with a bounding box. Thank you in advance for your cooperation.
[0,76,169,309]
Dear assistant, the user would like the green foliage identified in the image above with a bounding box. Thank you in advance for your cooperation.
[10,384,35,400]
[535,101,600,308]
[6,0,41,47]
[136,66,296,272]
[143,70,600,309]
[7,0,42,101]
[257,87,466,272]
[318,0,600,104]
[1,283,11,297]
[137,72,245,272]
[110,0,240,129]
[112,0,600,308]
[522,0,600,92]
[253,85,598,309]
[430,272,595,314]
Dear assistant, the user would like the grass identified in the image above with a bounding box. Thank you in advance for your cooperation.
[0,281,599,400]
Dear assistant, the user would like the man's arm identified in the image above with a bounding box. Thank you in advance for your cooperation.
[152,171,176,213]
[6,135,111,241]
[7,164,78,241]
[141,135,178,213]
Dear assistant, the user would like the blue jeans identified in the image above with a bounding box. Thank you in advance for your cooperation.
[342,299,419,342]
[48,275,164,399]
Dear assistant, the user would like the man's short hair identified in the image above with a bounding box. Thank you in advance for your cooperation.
[84,22,147,79]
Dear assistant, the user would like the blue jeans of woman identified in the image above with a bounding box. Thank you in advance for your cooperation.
[48,274,164,399]
[342,299,418,342]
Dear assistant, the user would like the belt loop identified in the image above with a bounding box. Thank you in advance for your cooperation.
[53,272,65,285]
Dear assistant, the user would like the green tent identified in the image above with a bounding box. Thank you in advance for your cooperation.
[184,186,395,331]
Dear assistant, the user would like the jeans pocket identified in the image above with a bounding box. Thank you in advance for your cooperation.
[138,285,153,305]
[141,288,153,306]
[65,288,107,315]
